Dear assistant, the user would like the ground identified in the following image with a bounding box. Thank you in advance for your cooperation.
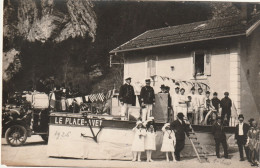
[1,136,253,168]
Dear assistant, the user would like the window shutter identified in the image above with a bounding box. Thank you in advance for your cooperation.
[192,51,196,77]
[151,59,156,76]
[204,51,211,76]
[147,59,151,77]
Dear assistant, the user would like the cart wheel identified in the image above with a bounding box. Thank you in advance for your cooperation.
[40,134,48,143]
[5,125,27,147]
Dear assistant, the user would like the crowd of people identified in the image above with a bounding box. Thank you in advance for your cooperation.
[119,76,233,125]
[120,76,259,165]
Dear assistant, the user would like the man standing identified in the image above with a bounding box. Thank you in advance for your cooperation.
[172,86,180,120]
[220,92,232,126]
[170,112,190,161]
[197,88,206,125]
[235,114,250,161]
[178,88,188,117]
[119,76,135,120]
[140,79,155,121]
[212,116,228,159]
[211,92,221,114]
[188,87,198,124]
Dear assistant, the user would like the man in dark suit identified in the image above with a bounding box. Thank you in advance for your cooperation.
[170,112,190,161]
[220,92,232,126]
[119,76,135,120]
[140,79,155,121]
[235,114,250,161]
[212,116,228,158]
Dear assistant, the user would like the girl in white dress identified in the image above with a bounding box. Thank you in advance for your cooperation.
[145,120,156,162]
[132,121,146,162]
[161,123,176,162]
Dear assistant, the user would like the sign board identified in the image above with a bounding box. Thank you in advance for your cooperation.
[153,94,169,123]
[49,116,102,127]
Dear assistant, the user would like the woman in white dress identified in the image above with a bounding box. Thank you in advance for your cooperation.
[132,121,146,162]
[161,123,176,162]
[144,119,156,162]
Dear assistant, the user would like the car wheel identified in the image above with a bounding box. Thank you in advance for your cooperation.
[5,125,27,147]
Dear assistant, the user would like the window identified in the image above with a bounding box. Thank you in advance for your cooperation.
[192,51,211,77]
[146,56,157,77]
[195,52,205,76]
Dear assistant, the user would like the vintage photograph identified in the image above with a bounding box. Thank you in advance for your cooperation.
[1,0,260,167]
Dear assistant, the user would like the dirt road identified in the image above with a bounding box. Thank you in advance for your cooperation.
[1,136,253,168]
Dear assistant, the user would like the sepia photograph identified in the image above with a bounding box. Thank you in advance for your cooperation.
[1,0,260,167]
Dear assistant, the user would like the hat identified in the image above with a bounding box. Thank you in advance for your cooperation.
[180,88,185,91]
[248,118,254,123]
[224,92,229,95]
[213,92,218,96]
[238,114,244,119]
[177,112,184,119]
[136,121,143,126]
[160,84,166,89]
[175,86,180,89]
[206,91,210,94]
[125,76,131,80]
[145,78,151,82]
[191,87,195,91]
[198,87,203,91]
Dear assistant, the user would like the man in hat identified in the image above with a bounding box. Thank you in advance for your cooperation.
[159,84,166,93]
[172,86,180,120]
[197,88,206,125]
[212,116,228,159]
[178,88,188,117]
[235,114,250,161]
[188,87,198,124]
[220,92,232,126]
[170,112,190,161]
[140,78,155,121]
[119,76,135,120]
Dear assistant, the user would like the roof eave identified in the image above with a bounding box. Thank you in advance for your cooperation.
[109,33,246,54]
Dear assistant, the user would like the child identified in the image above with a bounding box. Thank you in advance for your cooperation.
[161,123,176,162]
[145,119,156,162]
[132,121,146,162]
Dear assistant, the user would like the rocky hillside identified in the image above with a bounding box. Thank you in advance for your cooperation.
[2,1,243,97]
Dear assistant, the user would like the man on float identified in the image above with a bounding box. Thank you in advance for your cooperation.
[119,76,135,120]
[178,88,188,117]
[140,78,155,121]
[197,87,206,125]
[172,85,180,120]
[187,87,198,124]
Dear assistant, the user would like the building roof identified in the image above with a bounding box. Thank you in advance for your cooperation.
[110,15,259,54]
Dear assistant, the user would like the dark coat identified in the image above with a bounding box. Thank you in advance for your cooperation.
[220,97,232,114]
[170,119,190,140]
[212,122,226,140]
[140,86,155,104]
[235,123,250,143]
[119,83,135,105]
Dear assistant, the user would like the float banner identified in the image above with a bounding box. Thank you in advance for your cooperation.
[49,116,102,127]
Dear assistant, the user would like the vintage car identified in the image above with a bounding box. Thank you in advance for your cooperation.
[2,92,50,146]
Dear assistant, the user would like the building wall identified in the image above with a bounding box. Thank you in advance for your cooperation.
[124,44,237,110]
[240,26,260,121]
